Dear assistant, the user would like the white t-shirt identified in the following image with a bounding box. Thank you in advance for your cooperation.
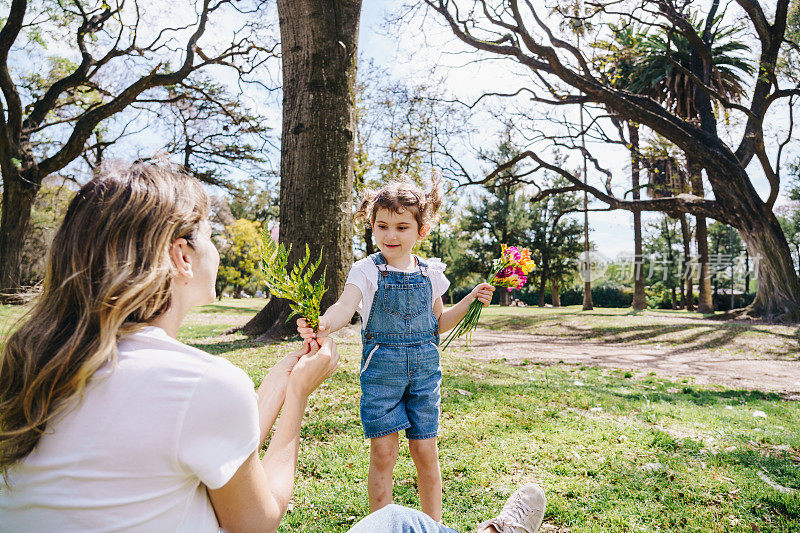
[345,255,450,326]
[0,326,260,533]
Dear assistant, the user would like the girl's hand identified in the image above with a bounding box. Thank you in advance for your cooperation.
[296,317,330,344]
[471,283,495,306]
[287,337,339,398]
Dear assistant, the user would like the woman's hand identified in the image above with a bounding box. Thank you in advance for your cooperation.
[470,283,495,306]
[286,337,339,399]
[257,339,313,398]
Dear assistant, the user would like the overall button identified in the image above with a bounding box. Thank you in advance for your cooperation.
[365,333,373,340]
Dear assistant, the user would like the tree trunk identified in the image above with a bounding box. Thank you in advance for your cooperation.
[745,248,750,294]
[537,274,546,307]
[687,159,713,314]
[499,290,511,306]
[550,278,561,307]
[581,195,593,310]
[629,123,646,310]
[364,224,374,256]
[679,214,693,311]
[694,213,713,313]
[702,160,800,319]
[241,0,361,338]
[739,215,800,321]
[664,215,677,310]
[713,232,720,308]
[0,171,40,302]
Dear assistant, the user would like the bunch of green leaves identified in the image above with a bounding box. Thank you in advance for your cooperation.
[260,234,327,331]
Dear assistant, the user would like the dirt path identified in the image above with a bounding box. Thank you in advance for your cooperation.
[456,328,800,397]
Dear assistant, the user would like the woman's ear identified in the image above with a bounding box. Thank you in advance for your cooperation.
[169,238,194,279]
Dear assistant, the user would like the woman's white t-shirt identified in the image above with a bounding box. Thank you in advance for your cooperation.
[345,255,450,326]
[0,326,259,533]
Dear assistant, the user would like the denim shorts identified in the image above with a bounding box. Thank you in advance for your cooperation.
[359,341,441,440]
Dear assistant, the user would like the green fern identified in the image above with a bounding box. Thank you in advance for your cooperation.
[260,232,327,331]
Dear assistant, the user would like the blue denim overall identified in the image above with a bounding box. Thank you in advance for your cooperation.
[359,252,441,440]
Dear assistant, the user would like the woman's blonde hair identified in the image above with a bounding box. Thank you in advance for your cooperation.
[355,172,443,233]
[0,160,208,477]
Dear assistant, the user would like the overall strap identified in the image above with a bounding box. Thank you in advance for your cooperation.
[415,255,430,277]
[370,252,389,277]
[363,253,388,339]
[370,252,386,265]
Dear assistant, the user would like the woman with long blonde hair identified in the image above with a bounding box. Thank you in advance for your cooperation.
[0,161,339,532]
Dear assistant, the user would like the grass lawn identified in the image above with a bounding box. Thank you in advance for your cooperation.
[2,299,799,531]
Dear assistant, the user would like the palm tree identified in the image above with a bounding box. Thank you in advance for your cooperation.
[627,15,755,313]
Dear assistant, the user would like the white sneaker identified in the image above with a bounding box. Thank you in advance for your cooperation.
[477,483,546,533]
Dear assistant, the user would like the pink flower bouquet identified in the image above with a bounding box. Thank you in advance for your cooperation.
[440,244,534,350]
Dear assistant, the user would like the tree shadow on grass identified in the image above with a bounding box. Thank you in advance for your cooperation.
[612,386,782,406]
[192,303,263,315]
[573,322,800,357]
[185,337,263,355]
[481,314,561,330]
[473,320,800,358]
[481,309,800,354]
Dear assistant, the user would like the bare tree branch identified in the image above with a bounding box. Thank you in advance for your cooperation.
[0,0,27,146]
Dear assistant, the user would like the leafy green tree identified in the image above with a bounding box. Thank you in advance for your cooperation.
[707,221,746,308]
[779,212,800,274]
[528,175,584,307]
[599,16,754,314]
[216,219,266,299]
[640,137,694,310]
[643,214,684,309]
[227,178,278,225]
[622,14,754,314]
[456,181,530,305]
[778,169,800,274]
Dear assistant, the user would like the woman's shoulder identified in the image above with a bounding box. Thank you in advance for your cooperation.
[118,327,250,389]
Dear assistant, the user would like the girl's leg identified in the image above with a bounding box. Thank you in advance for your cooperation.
[368,432,400,512]
[408,437,442,521]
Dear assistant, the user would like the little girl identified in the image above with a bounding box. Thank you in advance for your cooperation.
[298,176,494,522]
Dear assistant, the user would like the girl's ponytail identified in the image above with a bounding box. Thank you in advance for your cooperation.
[422,170,444,227]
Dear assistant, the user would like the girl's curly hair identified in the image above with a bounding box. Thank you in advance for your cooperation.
[355,172,443,235]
